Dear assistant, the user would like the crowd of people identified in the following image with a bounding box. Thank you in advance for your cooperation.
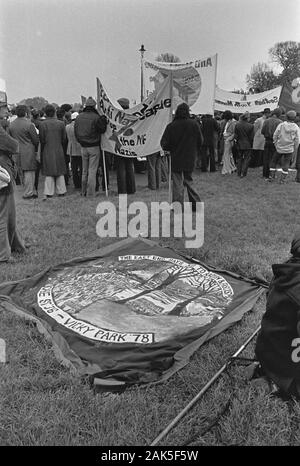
[0,95,300,263]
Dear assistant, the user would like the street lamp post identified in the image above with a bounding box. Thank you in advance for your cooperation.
[139,44,146,102]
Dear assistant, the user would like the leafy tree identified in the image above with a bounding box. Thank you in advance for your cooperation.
[18,96,49,110]
[269,41,300,84]
[246,41,300,91]
[246,62,280,92]
[155,52,181,63]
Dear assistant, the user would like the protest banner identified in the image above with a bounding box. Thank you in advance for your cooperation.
[97,74,173,158]
[215,86,282,113]
[144,54,218,115]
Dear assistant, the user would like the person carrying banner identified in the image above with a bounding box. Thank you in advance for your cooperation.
[234,112,254,177]
[261,107,282,180]
[115,98,136,195]
[269,110,300,184]
[0,102,26,262]
[255,231,300,398]
[74,97,107,197]
[160,102,203,211]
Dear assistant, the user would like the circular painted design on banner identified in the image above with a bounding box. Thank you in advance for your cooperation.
[37,255,234,344]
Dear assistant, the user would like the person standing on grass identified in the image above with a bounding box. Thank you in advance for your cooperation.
[200,113,219,172]
[160,102,203,211]
[39,104,68,199]
[252,108,270,168]
[66,112,82,190]
[8,105,39,199]
[261,107,282,180]
[0,102,25,262]
[74,97,107,197]
[234,112,254,178]
[221,110,237,175]
[115,98,136,195]
[269,110,300,184]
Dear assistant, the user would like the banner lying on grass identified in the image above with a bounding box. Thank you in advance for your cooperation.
[0,238,265,390]
[215,86,282,113]
[97,74,172,158]
[144,54,217,115]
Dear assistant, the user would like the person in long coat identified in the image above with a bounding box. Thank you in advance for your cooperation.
[8,105,39,199]
[251,108,270,168]
[39,104,67,198]
[160,102,203,211]
[0,103,25,262]
[234,112,254,177]
[221,110,237,175]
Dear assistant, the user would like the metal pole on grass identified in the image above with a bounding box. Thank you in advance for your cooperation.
[168,71,173,205]
[150,326,261,446]
[102,150,108,197]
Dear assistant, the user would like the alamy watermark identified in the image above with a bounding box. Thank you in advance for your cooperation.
[96,195,204,248]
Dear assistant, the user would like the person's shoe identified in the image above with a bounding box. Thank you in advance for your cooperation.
[58,193,66,197]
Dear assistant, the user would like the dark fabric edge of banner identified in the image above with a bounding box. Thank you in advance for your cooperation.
[0,298,83,374]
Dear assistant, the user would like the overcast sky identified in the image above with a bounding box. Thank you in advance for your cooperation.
[1,0,300,106]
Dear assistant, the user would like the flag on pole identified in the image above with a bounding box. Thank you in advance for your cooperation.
[97,75,173,157]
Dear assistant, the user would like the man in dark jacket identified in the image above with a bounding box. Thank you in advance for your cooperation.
[200,114,219,172]
[234,112,254,177]
[160,102,203,211]
[74,97,107,197]
[255,231,300,398]
[9,105,39,199]
[261,107,282,179]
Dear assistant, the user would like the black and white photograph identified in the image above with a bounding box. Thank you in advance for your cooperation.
[0,0,300,452]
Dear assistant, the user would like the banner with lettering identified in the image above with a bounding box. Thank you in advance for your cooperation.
[144,54,217,115]
[0,238,265,391]
[97,75,172,158]
[215,86,282,113]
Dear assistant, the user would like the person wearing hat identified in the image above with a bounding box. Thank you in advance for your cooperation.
[0,101,26,262]
[234,112,254,177]
[74,97,107,197]
[269,110,300,183]
[114,97,136,195]
[255,231,300,398]
[261,107,282,180]
[66,112,82,189]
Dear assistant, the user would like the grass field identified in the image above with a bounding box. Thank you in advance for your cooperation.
[1,166,300,446]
